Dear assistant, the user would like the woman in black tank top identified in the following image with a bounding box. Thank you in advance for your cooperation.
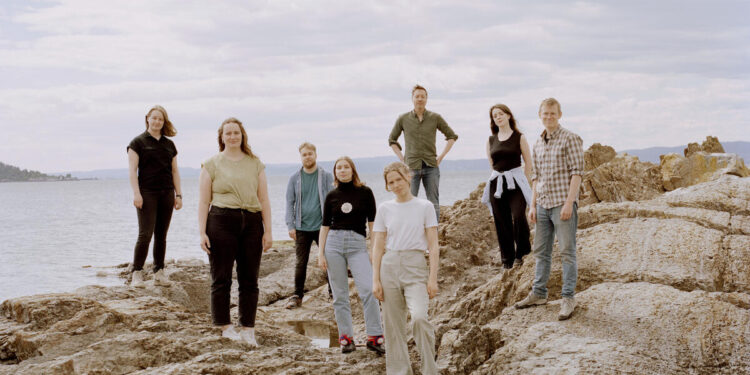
[485,104,533,269]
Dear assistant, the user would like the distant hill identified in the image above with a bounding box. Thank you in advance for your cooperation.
[622,141,749,164]
[0,162,77,182]
[63,156,491,179]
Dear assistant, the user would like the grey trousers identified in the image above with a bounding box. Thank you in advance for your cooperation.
[381,250,437,375]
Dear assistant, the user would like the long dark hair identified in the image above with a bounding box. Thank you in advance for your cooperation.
[217,117,256,158]
[489,103,520,135]
[333,156,364,187]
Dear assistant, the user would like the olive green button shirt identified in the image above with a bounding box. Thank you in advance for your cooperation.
[388,110,458,170]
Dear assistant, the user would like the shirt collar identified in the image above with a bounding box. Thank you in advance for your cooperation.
[411,109,429,118]
[541,126,563,140]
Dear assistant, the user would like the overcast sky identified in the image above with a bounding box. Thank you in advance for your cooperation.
[1,0,748,173]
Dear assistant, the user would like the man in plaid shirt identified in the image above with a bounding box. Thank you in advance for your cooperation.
[515,98,584,320]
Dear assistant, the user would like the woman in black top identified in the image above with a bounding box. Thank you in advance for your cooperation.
[317,156,384,355]
[126,105,183,288]
[485,104,533,269]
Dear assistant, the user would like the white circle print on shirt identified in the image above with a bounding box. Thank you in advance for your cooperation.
[341,202,353,214]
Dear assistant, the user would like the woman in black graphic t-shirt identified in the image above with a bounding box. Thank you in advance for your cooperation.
[126,105,183,288]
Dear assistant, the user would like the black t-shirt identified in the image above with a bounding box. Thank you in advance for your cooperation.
[127,131,178,192]
[322,182,376,237]
[489,131,522,172]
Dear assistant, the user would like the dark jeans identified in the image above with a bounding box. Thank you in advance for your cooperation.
[294,230,332,298]
[206,206,264,327]
[133,189,175,272]
[489,176,530,267]
[410,162,440,220]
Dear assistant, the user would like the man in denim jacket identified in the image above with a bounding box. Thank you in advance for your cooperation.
[285,142,335,308]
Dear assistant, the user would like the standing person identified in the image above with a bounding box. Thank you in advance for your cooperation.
[372,161,440,375]
[388,84,459,221]
[317,157,384,355]
[515,98,584,321]
[198,117,273,346]
[284,142,334,309]
[127,105,182,288]
[481,104,533,269]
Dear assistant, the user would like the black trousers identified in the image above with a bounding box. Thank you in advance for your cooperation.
[206,206,264,327]
[133,189,174,272]
[294,230,332,298]
[489,176,530,267]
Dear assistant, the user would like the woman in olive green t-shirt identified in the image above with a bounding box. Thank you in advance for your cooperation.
[198,117,272,347]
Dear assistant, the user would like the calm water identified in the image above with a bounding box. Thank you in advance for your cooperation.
[0,171,487,300]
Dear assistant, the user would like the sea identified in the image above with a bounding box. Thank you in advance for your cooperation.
[0,171,488,300]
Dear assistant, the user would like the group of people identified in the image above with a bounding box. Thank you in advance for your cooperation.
[126,86,584,375]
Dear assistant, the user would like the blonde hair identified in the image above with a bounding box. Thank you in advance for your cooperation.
[539,98,561,113]
[383,161,411,191]
[412,84,427,96]
[145,105,176,137]
[217,117,256,158]
[298,142,316,153]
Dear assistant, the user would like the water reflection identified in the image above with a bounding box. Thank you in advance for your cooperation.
[287,320,339,348]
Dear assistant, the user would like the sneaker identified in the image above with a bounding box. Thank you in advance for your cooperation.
[503,263,513,270]
[558,297,576,320]
[513,258,524,267]
[131,270,145,288]
[153,269,171,287]
[221,326,241,341]
[514,292,547,309]
[339,335,356,354]
[240,328,258,348]
[366,335,385,355]
[285,295,302,309]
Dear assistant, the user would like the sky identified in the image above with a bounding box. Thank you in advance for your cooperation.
[0,0,748,173]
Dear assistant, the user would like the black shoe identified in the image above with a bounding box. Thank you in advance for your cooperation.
[340,335,356,354]
[513,258,524,267]
[366,335,385,356]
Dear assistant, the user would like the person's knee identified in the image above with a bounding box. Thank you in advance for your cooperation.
[411,310,432,331]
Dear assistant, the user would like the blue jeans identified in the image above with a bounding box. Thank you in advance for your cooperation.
[324,230,383,337]
[411,164,440,220]
[532,203,578,299]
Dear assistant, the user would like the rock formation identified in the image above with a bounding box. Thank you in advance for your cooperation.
[1,138,749,374]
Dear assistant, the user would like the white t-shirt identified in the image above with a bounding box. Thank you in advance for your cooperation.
[373,197,438,252]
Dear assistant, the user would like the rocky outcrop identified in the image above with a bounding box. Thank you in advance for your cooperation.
[661,151,749,191]
[583,143,616,171]
[1,154,749,373]
[580,154,663,205]
[685,136,725,157]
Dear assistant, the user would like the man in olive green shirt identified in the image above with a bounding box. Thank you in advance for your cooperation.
[389,85,458,220]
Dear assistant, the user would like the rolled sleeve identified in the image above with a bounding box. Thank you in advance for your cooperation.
[388,120,403,150]
[565,134,585,176]
[436,115,458,141]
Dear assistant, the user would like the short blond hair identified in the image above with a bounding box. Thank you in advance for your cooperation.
[539,98,561,113]
[383,161,412,191]
[298,142,316,153]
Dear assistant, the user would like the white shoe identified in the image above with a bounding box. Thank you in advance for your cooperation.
[240,328,258,348]
[131,270,145,288]
[222,326,241,341]
[514,292,547,309]
[558,297,576,320]
[153,269,171,287]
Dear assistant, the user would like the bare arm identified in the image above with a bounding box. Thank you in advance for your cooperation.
[426,226,440,299]
[390,144,405,163]
[171,157,183,210]
[371,231,386,302]
[528,180,537,225]
[560,175,582,221]
[520,135,533,183]
[198,168,212,254]
[486,138,492,168]
[436,139,456,166]
[258,169,273,251]
[317,226,330,270]
[127,149,142,209]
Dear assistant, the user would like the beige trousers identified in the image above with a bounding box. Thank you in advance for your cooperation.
[381,250,437,375]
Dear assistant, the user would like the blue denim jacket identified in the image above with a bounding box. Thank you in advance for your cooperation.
[285,166,335,231]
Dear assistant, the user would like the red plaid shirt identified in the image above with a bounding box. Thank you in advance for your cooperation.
[531,126,584,209]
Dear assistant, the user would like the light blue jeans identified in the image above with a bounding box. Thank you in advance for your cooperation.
[411,164,440,220]
[325,229,383,337]
[532,203,578,299]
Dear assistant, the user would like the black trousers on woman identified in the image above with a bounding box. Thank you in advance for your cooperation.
[133,189,175,272]
[489,176,530,268]
[206,206,264,327]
